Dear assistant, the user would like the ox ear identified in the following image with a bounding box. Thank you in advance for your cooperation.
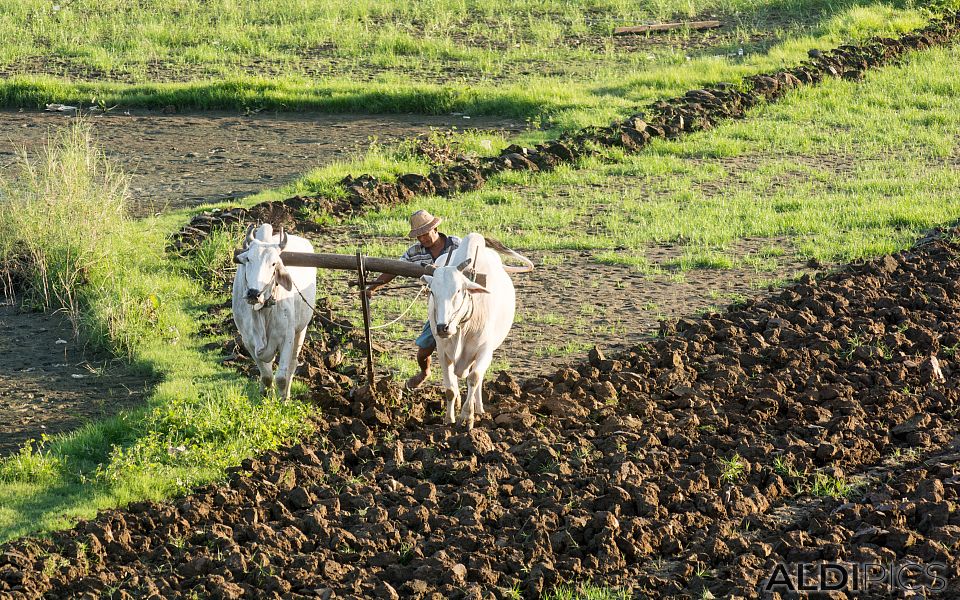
[276,265,294,291]
[465,280,489,294]
[420,275,433,286]
[233,249,248,265]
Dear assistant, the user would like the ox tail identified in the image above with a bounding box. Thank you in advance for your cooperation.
[483,236,535,273]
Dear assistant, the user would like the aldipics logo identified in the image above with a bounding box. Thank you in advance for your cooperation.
[763,561,948,594]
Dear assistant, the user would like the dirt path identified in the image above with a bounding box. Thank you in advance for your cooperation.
[0,303,152,457]
[0,110,526,216]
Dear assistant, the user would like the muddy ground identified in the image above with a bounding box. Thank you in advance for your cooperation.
[0,302,152,457]
[3,228,959,599]
[0,110,526,216]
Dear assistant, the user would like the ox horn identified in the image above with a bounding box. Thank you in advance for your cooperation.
[278,228,288,250]
[242,223,256,248]
[456,258,472,271]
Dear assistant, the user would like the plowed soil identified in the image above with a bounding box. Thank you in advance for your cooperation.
[4,228,959,599]
[4,17,960,597]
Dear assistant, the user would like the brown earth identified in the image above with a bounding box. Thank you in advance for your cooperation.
[3,227,959,599]
[2,15,959,596]
[0,302,152,457]
[0,109,526,216]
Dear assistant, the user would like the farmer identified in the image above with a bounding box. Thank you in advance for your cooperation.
[365,209,460,389]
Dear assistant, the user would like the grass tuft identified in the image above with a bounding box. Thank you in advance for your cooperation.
[546,583,631,600]
[0,120,127,340]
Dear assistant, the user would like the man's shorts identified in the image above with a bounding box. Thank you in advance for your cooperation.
[415,319,435,349]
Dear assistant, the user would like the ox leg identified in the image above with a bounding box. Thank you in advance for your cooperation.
[293,326,308,365]
[440,357,460,425]
[460,353,492,431]
[275,336,300,400]
[285,326,309,398]
[256,359,275,395]
[239,336,274,395]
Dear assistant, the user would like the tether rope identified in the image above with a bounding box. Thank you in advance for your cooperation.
[291,280,427,332]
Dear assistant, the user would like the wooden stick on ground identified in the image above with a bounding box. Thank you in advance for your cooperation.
[614,20,721,36]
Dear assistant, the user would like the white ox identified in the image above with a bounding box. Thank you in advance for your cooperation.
[232,224,317,399]
[421,232,533,429]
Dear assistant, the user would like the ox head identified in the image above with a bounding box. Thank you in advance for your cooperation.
[234,224,293,310]
[421,258,488,338]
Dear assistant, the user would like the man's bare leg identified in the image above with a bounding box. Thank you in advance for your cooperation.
[405,344,434,389]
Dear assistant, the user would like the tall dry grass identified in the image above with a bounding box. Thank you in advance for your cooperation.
[0,120,128,332]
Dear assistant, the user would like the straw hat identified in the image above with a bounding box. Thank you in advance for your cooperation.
[408,209,442,238]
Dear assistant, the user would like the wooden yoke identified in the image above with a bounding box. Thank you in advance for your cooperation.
[244,250,489,285]
[277,251,435,278]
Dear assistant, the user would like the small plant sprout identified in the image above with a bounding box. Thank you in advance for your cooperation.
[719,453,746,483]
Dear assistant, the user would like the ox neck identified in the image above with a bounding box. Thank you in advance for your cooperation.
[457,290,475,325]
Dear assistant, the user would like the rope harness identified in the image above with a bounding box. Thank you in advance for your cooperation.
[434,287,474,332]
[428,239,480,331]
[250,279,278,308]
[291,278,428,332]
[239,244,427,332]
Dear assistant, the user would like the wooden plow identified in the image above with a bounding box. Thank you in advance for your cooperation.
[279,250,437,395]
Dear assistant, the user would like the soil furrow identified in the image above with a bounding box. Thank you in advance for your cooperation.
[3,225,959,599]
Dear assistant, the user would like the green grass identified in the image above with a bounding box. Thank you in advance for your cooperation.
[0,123,313,543]
[321,41,960,270]
[4,0,917,83]
[719,453,746,483]
[773,456,860,499]
[546,583,631,600]
[809,472,855,498]
[0,1,936,133]
[230,3,949,240]
[3,0,960,546]
[276,30,960,366]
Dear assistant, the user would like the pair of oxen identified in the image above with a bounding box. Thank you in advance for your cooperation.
[232,224,532,429]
